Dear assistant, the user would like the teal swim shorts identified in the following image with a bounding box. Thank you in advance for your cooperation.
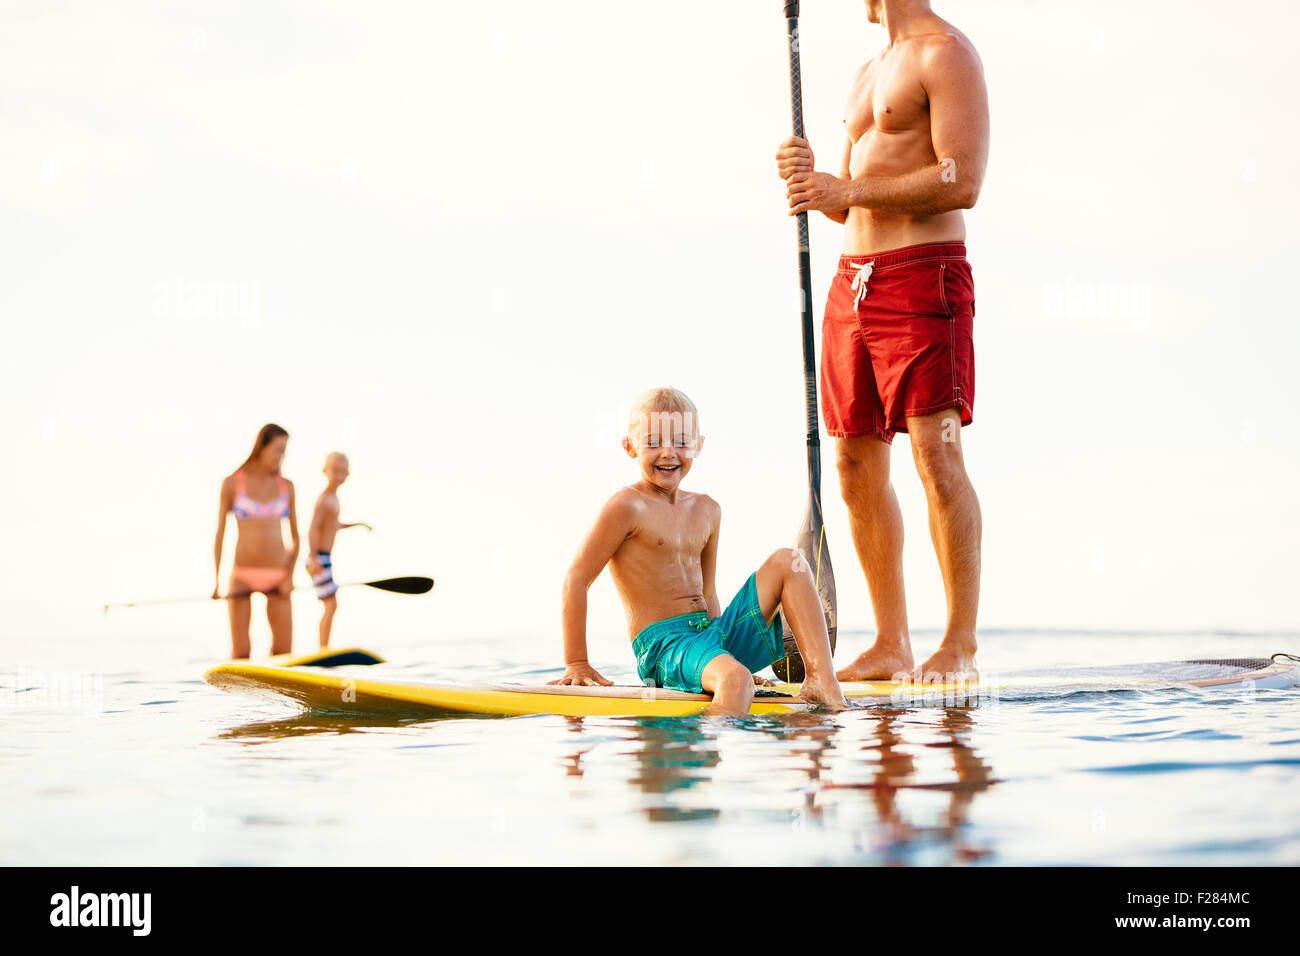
[632,572,784,694]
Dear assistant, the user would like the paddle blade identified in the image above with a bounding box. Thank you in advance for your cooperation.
[362,576,434,595]
[772,494,836,682]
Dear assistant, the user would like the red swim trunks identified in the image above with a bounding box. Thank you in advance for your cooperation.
[820,241,975,443]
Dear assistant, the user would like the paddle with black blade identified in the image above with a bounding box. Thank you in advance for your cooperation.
[772,0,837,683]
[103,576,434,612]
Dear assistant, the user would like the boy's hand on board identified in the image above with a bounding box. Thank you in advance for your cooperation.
[548,663,613,687]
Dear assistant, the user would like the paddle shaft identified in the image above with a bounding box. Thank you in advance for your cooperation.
[773,1,838,684]
[786,0,822,498]
[104,576,433,610]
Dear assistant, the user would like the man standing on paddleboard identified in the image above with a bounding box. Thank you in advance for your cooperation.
[775,0,989,682]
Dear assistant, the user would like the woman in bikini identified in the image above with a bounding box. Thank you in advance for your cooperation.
[214,423,300,658]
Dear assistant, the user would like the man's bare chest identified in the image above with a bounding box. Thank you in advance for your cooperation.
[845,57,930,141]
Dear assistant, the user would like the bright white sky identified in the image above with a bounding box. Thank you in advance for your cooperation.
[2,1,1298,665]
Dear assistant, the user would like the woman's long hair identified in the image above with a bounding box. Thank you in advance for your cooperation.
[238,423,289,472]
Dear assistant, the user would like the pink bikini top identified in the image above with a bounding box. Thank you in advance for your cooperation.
[232,470,289,520]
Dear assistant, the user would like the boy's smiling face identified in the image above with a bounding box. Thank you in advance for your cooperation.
[622,408,704,493]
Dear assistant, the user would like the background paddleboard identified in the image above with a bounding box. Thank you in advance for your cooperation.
[205,655,1300,719]
[261,647,386,668]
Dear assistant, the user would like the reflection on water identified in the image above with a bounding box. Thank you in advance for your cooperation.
[548,706,998,863]
[217,712,474,742]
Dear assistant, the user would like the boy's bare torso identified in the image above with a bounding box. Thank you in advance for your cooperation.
[842,22,977,253]
[606,483,720,639]
[312,492,341,552]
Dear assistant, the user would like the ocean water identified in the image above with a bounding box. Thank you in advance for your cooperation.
[3,629,1298,866]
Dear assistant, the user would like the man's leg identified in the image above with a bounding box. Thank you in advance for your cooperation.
[834,434,915,680]
[906,408,981,680]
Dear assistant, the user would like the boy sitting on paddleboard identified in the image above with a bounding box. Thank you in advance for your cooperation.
[550,387,848,716]
[306,452,371,647]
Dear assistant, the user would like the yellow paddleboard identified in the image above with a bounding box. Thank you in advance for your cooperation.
[204,656,1297,719]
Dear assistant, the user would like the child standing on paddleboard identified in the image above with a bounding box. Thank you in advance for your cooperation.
[306,452,371,647]
[551,387,848,716]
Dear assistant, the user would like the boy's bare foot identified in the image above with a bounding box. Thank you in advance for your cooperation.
[798,675,850,712]
[835,640,915,682]
[916,642,978,685]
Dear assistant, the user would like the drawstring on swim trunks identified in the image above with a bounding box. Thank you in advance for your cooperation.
[851,260,874,309]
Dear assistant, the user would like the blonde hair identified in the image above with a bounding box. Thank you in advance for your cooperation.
[628,387,699,443]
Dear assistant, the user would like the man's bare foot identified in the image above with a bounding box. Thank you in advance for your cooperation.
[916,643,978,685]
[798,675,850,711]
[835,640,915,682]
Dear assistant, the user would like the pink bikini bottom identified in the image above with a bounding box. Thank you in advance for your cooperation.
[231,567,289,595]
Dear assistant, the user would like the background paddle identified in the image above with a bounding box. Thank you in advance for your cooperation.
[773,0,837,683]
[103,576,434,612]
